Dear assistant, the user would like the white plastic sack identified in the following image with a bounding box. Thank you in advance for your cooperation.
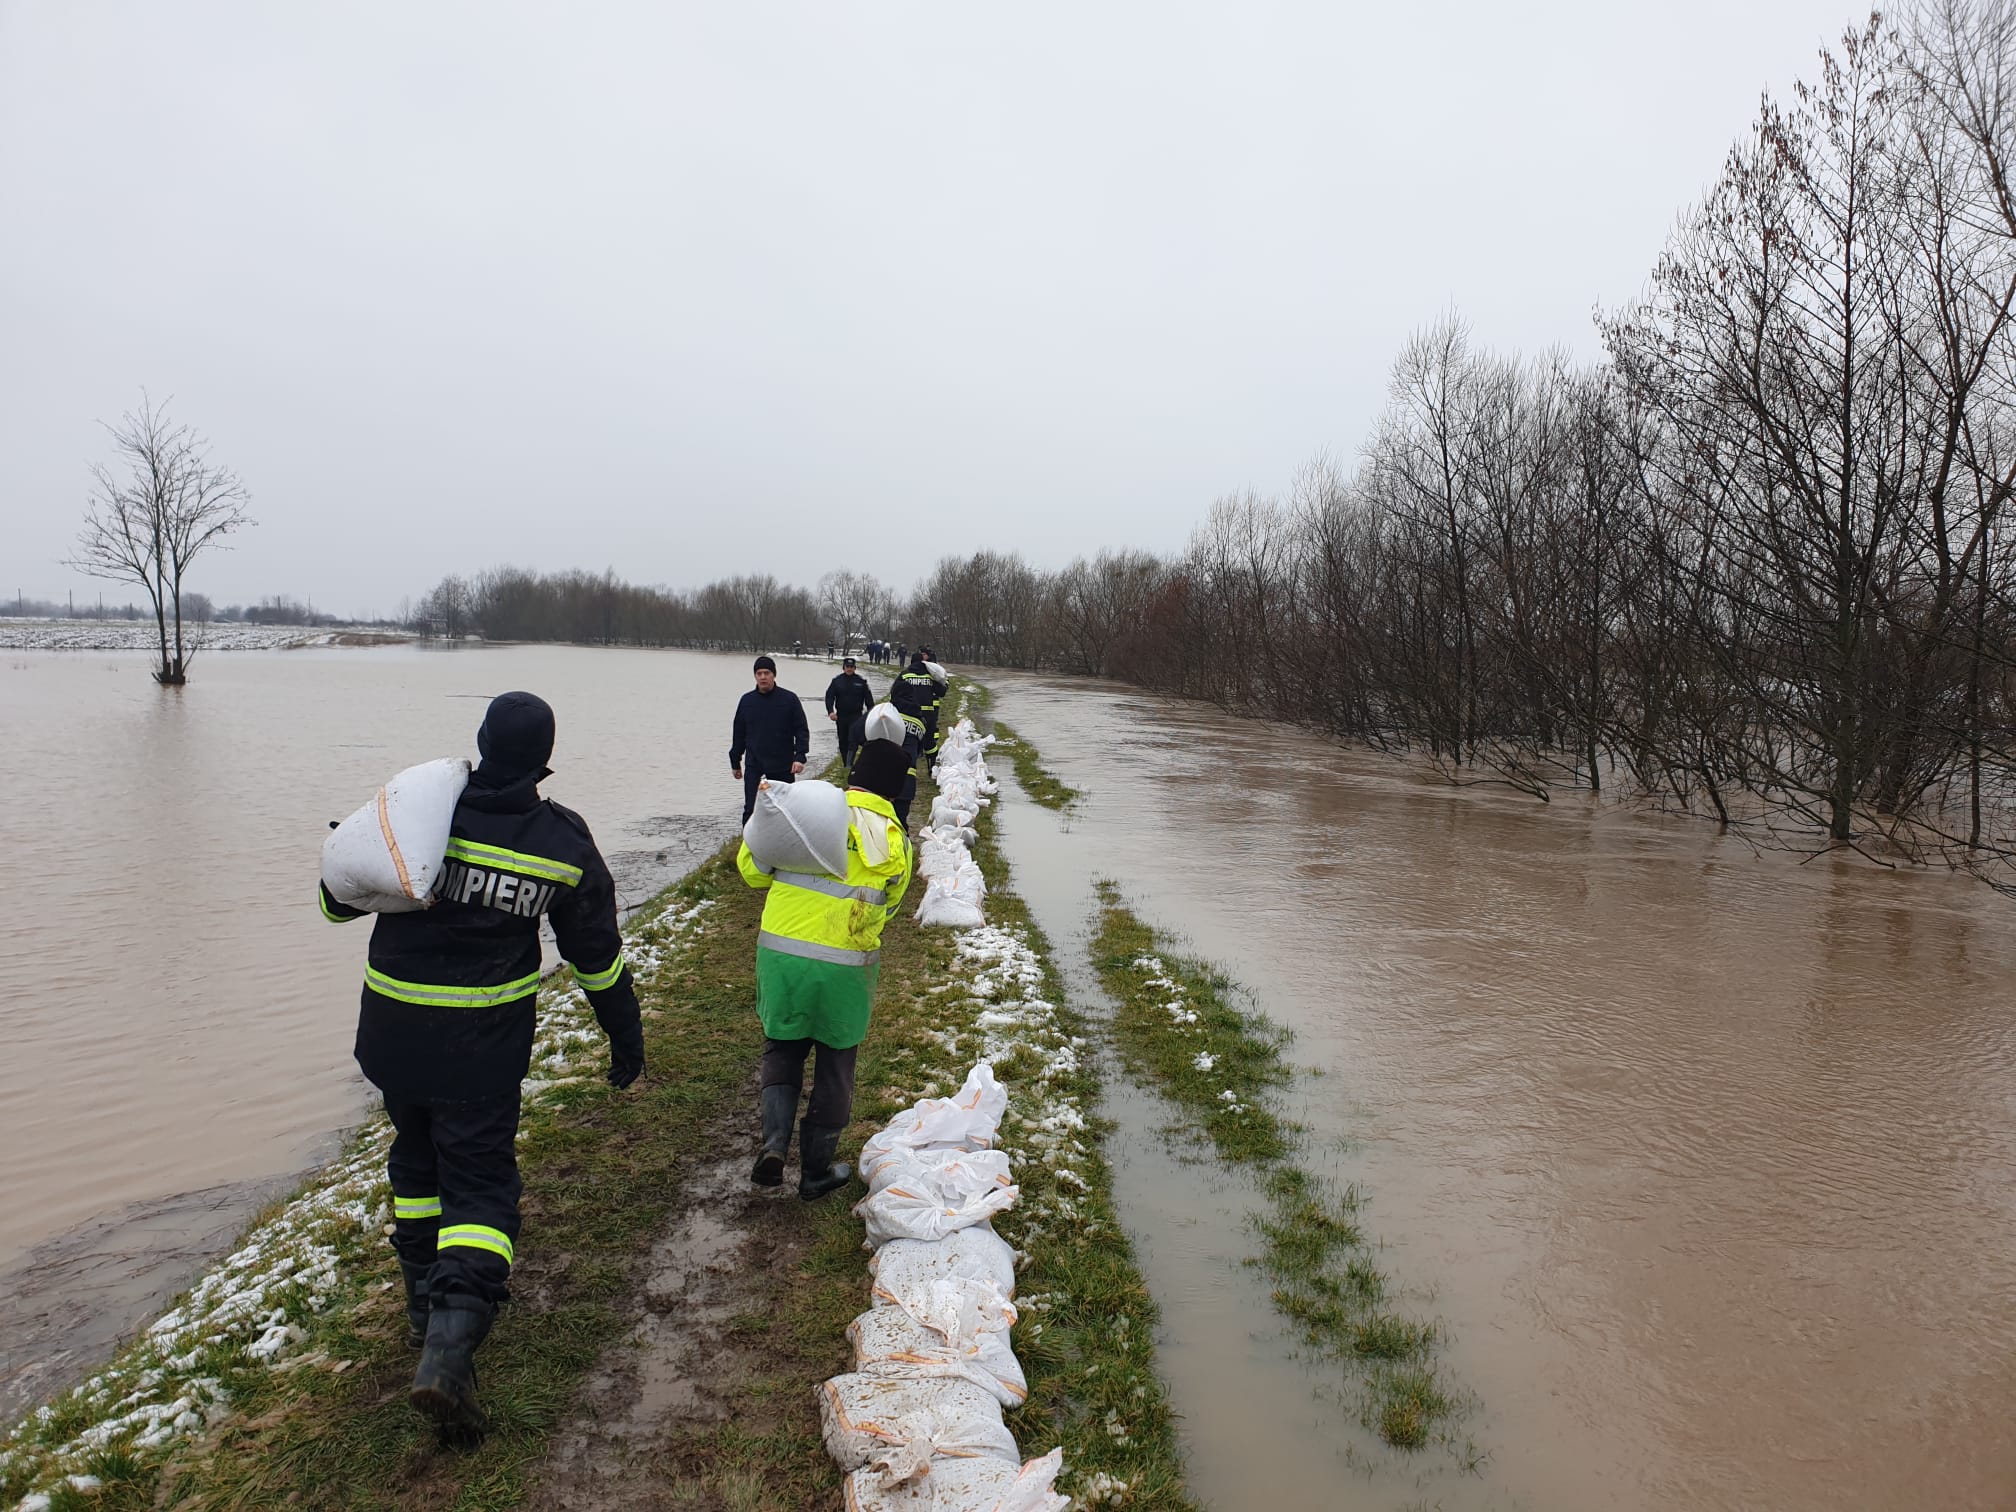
[929,796,977,830]
[854,1158,1018,1248]
[820,1373,1015,1474]
[917,864,987,929]
[865,1147,1014,1202]
[916,837,966,880]
[861,1065,1009,1162]
[320,758,470,913]
[924,660,948,682]
[843,1455,1017,1512]
[863,703,908,745]
[848,1279,1027,1407]
[744,777,850,878]
[994,1451,1070,1512]
[870,1228,1019,1305]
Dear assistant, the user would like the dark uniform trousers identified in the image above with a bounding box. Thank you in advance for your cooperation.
[385,1093,524,1305]
[838,714,864,771]
[760,1038,859,1130]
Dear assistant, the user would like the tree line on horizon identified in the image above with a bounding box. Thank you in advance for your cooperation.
[412,7,2016,885]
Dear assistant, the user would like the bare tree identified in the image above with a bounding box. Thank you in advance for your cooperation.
[70,395,252,684]
[817,570,885,651]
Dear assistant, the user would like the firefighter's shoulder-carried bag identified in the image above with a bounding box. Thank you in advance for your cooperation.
[321,757,470,913]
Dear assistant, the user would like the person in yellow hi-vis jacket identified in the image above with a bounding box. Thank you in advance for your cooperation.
[736,738,914,1199]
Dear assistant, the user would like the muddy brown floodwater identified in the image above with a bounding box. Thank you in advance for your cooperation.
[1,643,851,1421]
[984,671,2016,1512]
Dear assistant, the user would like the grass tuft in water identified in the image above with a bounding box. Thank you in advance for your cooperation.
[1089,879,1467,1453]
[988,719,1081,811]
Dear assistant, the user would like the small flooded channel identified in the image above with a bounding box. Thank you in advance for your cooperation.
[985,671,2016,1512]
[0,643,844,1418]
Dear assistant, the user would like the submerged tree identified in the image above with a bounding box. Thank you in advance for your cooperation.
[71,395,253,685]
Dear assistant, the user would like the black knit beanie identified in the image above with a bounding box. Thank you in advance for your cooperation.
[849,738,909,802]
[754,654,777,673]
[476,690,556,777]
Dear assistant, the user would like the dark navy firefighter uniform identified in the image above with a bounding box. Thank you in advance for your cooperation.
[320,693,645,1332]
[824,665,875,770]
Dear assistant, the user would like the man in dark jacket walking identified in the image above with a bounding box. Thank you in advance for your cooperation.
[731,655,809,821]
[319,690,645,1446]
[824,656,875,771]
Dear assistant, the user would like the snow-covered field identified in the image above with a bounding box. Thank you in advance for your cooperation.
[0,620,409,652]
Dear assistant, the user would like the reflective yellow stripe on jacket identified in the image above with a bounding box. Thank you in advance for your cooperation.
[364,967,542,1008]
[737,791,912,964]
[442,838,582,887]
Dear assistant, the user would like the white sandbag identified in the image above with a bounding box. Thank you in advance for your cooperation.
[916,837,966,880]
[861,1065,1009,1162]
[819,1373,1015,1474]
[863,703,907,745]
[993,1450,1070,1512]
[917,864,987,928]
[848,1279,1027,1406]
[744,777,851,878]
[924,661,948,682]
[843,1454,1018,1512]
[847,1310,1026,1408]
[854,1160,1018,1248]
[320,757,470,913]
[865,1147,1014,1202]
[929,796,978,830]
[870,1228,1018,1303]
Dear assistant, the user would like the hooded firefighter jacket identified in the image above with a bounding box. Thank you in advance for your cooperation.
[736,788,913,1048]
[320,769,644,1101]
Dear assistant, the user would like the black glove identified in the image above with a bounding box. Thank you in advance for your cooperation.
[607,1045,645,1089]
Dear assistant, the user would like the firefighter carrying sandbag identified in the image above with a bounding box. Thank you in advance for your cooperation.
[319,690,645,1446]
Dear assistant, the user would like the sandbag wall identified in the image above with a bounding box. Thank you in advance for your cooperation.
[820,1065,1068,1512]
[915,719,996,928]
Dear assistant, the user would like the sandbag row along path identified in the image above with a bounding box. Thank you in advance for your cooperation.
[2,683,1197,1512]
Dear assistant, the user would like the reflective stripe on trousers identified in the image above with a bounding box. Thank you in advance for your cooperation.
[572,952,627,992]
[438,1224,515,1264]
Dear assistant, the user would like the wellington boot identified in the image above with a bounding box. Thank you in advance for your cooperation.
[752,1083,797,1187]
[798,1121,854,1202]
[409,1301,493,1449]
[397,1257,433,1349]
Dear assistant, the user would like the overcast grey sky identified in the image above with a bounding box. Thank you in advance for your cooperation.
[3,0,1863,617]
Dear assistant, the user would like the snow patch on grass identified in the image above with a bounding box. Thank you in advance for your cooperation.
[0,898,717,1509]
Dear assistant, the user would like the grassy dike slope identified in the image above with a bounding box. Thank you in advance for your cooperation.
[3,695,1195,1511]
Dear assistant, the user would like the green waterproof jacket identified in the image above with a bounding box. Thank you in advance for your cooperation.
[736,789,914,1048]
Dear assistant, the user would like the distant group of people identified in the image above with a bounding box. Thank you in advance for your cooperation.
[316,645,953,1449]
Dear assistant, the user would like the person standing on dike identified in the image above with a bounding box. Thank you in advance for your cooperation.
[731,654,809,822]
[824,655,875,772]
[318,691,645,1446]
[737,738,913,1199]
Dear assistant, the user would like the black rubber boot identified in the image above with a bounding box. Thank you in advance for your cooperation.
[397,1257,433,1349]
[798,1121,854,1202]
[752,1084,797,1187]
[409,1299,493,1448]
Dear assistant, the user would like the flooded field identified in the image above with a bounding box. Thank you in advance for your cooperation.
[986,671,2016,1512]
[0,643,844,1416]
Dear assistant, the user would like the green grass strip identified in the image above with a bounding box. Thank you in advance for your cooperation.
[1090,884,1468,1454]
[989,721,1081,811]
